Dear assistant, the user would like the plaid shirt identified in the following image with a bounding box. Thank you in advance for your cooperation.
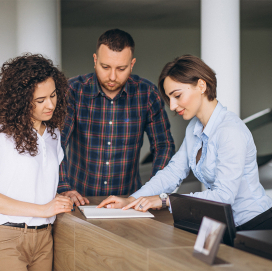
[58,73,175,196]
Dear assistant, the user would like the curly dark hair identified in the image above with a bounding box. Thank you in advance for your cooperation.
[0,53,68,156]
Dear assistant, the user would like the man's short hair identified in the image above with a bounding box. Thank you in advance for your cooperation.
[96,29,135,56]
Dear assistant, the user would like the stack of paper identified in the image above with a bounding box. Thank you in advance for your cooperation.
[78,205,154,219]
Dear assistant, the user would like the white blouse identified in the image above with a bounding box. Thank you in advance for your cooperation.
[0,127,64,226]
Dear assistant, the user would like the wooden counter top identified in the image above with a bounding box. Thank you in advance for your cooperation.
[53,196,272,271]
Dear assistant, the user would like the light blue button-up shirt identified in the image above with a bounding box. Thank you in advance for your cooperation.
[131,102,272,226]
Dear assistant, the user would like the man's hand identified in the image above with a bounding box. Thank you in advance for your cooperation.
[122,196,162,212]
[97,196,135,209]
[60,190,89,206]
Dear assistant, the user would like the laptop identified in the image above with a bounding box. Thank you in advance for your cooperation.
[169,193,236,246]
[234,230,272,260]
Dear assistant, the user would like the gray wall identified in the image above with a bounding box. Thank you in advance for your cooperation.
[241,29,272,156]
[62,26,272,160]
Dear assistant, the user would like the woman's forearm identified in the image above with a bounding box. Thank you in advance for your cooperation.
[0,193,43,217]
[0,193,73,218]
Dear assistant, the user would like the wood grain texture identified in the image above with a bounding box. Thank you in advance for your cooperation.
[86,218,195,249]
[74,223,147,271]
[53,196,272,271]
[149,246,272,271]
[149,208,174,226]
[53,214,75,271]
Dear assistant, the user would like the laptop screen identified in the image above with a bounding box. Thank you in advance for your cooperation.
[169,193,236,246]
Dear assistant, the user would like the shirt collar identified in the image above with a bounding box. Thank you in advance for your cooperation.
[193,101,224,138]
[87,73,99,99]
[34,125,49,139]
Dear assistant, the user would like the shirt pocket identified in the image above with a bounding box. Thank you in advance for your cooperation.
[121,113,143,146]
[77,103,93,134]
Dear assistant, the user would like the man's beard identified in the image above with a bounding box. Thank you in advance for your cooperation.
[96,72,130,94]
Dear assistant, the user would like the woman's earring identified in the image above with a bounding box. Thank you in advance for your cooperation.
[202,92,204,94]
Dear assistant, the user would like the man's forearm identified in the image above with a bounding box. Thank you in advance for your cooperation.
[151,140,175,176]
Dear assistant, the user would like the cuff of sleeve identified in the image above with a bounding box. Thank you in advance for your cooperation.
[57,185,71,194]
[129,192,138,200]
[130,189,145,200]
[168,196,172,213]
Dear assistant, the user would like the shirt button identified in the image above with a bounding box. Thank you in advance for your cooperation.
[104,181,107,185]
[111,101,113,104]
[106,161,109,165]
[108,142,111,145]
[109,121,112,125]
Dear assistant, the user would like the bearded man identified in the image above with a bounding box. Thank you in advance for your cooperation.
[58,29,175,205]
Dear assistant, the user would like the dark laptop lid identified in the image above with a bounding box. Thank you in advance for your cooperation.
[169,193,236,246]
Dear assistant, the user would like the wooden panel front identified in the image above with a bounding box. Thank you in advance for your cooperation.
[53,215,75,271]
[53,196,272,271]
[75,223,147,271]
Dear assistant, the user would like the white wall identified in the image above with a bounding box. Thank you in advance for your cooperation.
[0,0,61,68]
[16,0,61,67]
[0,0,17,66]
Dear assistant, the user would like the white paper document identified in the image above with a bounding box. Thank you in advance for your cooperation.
[78,205,154,219]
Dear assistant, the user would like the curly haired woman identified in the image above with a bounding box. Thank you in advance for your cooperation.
[0,54,73,270]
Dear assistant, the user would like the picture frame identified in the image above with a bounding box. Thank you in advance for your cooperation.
[193,216,229,265]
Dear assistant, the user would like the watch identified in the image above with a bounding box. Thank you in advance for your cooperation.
[159,193,168,208]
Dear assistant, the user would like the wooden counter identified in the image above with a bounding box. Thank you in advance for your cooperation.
[53,196,272,271]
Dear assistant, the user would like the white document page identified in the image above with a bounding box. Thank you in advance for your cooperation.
[78,205,154,219]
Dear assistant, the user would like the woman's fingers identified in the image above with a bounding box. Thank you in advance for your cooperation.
[42,196,73,217]
[122,198,141,210]
[123,196,161,212]
[98,196,136,209]
[97,196,116,208]
[58,203,73,213]
[134,198,150,212]
[55,196,73,212]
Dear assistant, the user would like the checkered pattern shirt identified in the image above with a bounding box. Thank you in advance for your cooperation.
[58,73,175,196]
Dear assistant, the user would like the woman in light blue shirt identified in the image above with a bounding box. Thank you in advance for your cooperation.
[98,55,272,230]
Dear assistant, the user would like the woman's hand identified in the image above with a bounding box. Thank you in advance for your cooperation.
[122,196,162,212]
[97,196,135,209]
[40,195,73,218]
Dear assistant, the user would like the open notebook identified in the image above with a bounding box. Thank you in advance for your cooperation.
[78,205,154,219]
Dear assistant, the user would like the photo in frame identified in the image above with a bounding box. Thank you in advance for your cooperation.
[193,216,229,265]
